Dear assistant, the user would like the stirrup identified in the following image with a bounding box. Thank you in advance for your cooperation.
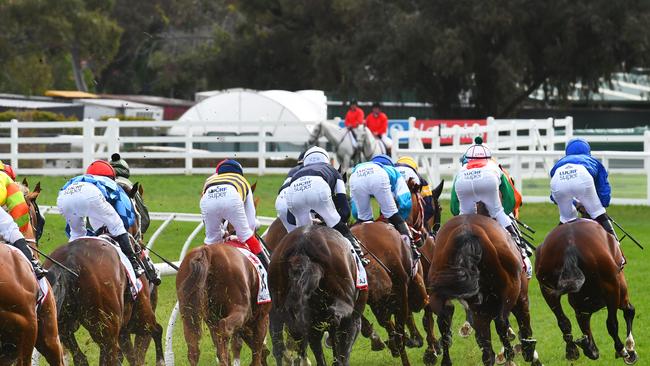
[32,260,48,280]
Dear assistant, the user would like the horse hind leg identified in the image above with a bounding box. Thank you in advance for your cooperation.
[59,320,89,366]
[180,305,203,366]
[333,314,362,366]
[422,304,440,365]
[623,303,638,364]
[458,300,474,338]
[606,302,630,362]
[539,286,576,361]
[210,309,247,366]
[405,312,424,348]
[35,295,65,366]
[118,331,136,365]
[472,313,495,366]
[269,310,287,366]
[575,311,599,360]
[307,327,326,366]
[494,316,515,366]
[435,301,455,366]
[361,315,386,351]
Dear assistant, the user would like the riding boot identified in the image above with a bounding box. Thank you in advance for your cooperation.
[387,213,420,261]
[12,238,48,279]
[116,233,145,277]
[256,250,271,271]
[333,222,370,266]
[505,225,532,278]
[594,214,626,267]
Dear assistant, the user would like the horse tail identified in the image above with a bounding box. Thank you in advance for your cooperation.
[431,231,482,299]
[557,245,585,294]
[286,251,323,330]
[178,247,210,322]
[49,261,76,314]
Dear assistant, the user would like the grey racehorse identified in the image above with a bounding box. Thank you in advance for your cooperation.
[307,122,385,171]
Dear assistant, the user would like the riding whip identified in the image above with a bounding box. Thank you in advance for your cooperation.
[146,247,180,271]
[610,216,645,250]
[32,246,79,278]
[357,241,392,275]
[511,215,536,234]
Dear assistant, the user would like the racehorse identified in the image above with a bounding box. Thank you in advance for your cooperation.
[269,225,368,366]
[535,219,637,364]
[46,183,164,366]
[176,241,271,366]
[0,181,64,365]
[307,122,384,172]
[427,214,541,366]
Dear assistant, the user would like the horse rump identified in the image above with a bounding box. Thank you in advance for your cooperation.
[556,245,585,295]
[430,232,482,300]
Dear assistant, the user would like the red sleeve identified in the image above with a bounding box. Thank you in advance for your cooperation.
[344,111,355,127]
[379,113,388,134]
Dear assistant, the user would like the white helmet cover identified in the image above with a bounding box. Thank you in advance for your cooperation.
[303,146,330,166]
[464,144,491,159]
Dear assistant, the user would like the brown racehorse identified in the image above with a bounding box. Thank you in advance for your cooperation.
[176,241,271,366]
[428,214,541,366]
[269,225,368,366]
[535,219,637,364]
[0,182,64,365]
[46,184,164,366]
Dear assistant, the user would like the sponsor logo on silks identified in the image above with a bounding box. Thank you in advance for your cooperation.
[558,165,578,181]
[293,177,312,192]
[463,169,482,180]
[63,182,84,195]
[207,185,228,199]
[356,167,374,177]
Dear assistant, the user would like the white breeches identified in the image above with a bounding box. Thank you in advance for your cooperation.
[551,164,606,223]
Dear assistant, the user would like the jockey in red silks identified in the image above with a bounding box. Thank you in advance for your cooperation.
[200,159,269,269]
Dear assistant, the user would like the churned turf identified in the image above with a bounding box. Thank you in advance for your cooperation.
[27,174,647,365]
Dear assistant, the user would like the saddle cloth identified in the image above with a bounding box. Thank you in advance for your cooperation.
[344,239,368,290]
[6,245,49,310]
[87,236,143,299]
[218,238,271,304]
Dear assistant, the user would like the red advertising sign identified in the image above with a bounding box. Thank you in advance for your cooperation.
[414,119,487,144]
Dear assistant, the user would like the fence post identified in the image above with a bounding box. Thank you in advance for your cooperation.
[184,124,192,175]
[564,116,574,145]
[106,118,120,154]
[82,119,95,168]
[408,117,416,148]
[486,117,496,145]
[510,120,517,151]
[513,154,523,193]
[10,119,18,168]
[258,125,266,174]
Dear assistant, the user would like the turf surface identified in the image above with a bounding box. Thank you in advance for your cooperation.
[25,174,647,365]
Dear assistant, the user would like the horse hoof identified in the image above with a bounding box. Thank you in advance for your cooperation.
[324,332,333,349]
[625,350,638,365]
[514,344,522,354]
[423,349,438,366]
[505,361,517,366]
[507,327,517,342]
[371,338,386,351]
[566,343,580,361]
[495,352,506,365]
[576,336,599,360]
[405,336,424,348]
[459,321,473,338]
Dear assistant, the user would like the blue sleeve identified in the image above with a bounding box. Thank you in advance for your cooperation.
[350,199,359,220]
[594,160,611,207]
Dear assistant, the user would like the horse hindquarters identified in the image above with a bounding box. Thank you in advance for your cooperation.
[35,289,65,366]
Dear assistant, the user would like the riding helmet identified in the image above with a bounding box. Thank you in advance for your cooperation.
[216,159,244,175]
[110,153,131,178]
[565,138,591,156]
[86,160,116,179]
[464,136,491,159]
[396,156,418,171]
[371,154,394,166]
[303,146,330,166]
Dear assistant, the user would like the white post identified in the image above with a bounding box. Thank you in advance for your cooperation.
[547,118,555,151]
[565,116,574,145]
[513,154,523,193]
[510,120,517,151]
[408,117,416,149]
[258,125,266,174]
[82,119,95,168]
[486,117,496,145]
[452,125,461,147]
[10,119,19,168]
[184,124,192,175]
[107,117,120,154]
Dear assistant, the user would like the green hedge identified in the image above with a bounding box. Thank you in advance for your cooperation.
[0,110,74,121]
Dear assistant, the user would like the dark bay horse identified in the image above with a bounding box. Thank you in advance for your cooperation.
[269,225,368,366]
[176,242,271,366]
[46,183,164,366]
[535,219,637,364]
[427,214,541,366]
[0,182,63,365]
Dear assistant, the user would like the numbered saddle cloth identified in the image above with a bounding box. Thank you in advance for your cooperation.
[91,235,143,299]
[220,238,271,304]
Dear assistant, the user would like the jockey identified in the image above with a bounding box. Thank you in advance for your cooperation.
[0,161,47,278]
[57,160,145,276]
[349,154,418,260]
[284,146,369,266]
[275,151,305,232]
[550,138,618,239]
[450,137,532,278]
[201,159,270,269]
[344,100,364,129]
[365,102,392,151]
[109,153,160,285]
[3,164,16,180]
[395,156,436,231]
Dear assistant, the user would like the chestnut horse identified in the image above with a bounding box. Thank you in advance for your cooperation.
[535,219,637,364]
[269,225,368,366]
[428,214,541,366]
[176,241,271,366]
[0,182,64,365]
[46,183,164,366]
